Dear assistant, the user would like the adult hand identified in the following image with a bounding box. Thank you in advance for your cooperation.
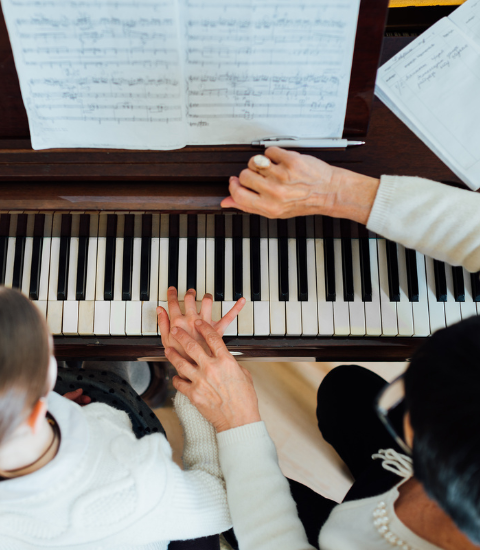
[165,320,261,433]
[221,147,380,225]
[63,388,91,406]
[157,287,245,361]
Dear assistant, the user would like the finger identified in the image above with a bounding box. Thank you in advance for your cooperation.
[170,327,209,366]
[165,347,199,381]
[264,146,298,165]
[63,388,82,399]
[214,297,246,336]
[79,395,92,404]
[248,153,271,172]
[199,293,213,322]
[184,288,197,315]
[226,177,261,212]
[172,375,193,397]
[238,168,273,194]
[156,306,171,340]
[194,319,229,358]
[167,286,182,318]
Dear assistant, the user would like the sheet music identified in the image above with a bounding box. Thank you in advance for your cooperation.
[2,0,360,150]
[375,7,480,191]
[2,0,186,149]
[184,0,361,144]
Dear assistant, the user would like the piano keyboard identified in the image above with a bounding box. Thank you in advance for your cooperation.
[1,212,479,337]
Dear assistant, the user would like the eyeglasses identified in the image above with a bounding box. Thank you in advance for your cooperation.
[375,374,412,456]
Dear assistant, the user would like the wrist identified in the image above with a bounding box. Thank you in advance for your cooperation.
[331,169,380,225]
[215,411,262,433]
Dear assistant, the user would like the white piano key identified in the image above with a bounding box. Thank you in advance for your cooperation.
[268,220,286,335]
[131,214,142,301]
[85,213,99,301]
[287,220,298,303]
[178,214,188,297]
[333,238,350,336]
[110,301,126,335]
[47,301,63,335]
[412,253,430,336]
[197,214,206,298]
[142,301,158,335]
[396,244,414,336]
[94,301,110,335]
[221,301,238,336]
[211,301,222,323]
[113,214,125,302]
[377,239,398,336]
[126,301,142,335]
[364,239,382,336]
[34,300,47,319]
[286,301,302,336]
[242,215,251,301]
[48,213,62,301]
[254,301,270,336]
[461,267,478,320]
[67,213,80,300]
[302,232,318,336]
[260,217,269,300]
[206,214,215,297]
[38,213,53,301]
[95,214,108,301]
[21,214,35,297]
[78,301,95,335]
[158,214,169,301]
[149,214,160,304]
[315,238,334,336]
[349,239,366,336]
[237,300,254,336]
[63,300,79,335]
[224,213,233,301]
[157,301,168,336]
[4,214,18,288]
[445,264,462,326]
[425,255,446,333]
[270,301,286,336]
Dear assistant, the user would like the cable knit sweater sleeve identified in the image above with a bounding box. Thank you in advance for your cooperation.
[367,176,480,272]
[217,421,315,550]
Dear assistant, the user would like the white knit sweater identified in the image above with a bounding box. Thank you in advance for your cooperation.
[0,391,231,549]
[216,175,480,550]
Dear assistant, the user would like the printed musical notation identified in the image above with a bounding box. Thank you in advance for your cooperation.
[2,0,361,149]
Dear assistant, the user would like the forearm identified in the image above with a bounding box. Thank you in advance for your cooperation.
[218,422,315,550]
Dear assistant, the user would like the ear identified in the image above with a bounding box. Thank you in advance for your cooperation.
[27,398,48,434]
[46,355,58,393]
[403,411,414,449]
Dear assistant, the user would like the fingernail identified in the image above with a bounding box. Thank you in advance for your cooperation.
[195,319,202,326]
[253,155,271,168]
[171,327,178,334]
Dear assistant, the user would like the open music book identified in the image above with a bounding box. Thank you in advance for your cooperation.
[375,0,480,191]
[2,0,360,150]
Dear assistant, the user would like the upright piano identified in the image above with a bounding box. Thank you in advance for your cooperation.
[0,1,476,362]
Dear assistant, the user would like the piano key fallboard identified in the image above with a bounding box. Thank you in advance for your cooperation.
[1,211,478,361]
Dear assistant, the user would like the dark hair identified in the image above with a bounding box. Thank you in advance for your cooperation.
[405,316,480,544]
[0,287,50,445]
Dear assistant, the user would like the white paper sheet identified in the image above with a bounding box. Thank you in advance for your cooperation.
[375,0,480,191]
[2,0,361,150]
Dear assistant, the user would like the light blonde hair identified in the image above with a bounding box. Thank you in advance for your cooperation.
[0,287,50,445]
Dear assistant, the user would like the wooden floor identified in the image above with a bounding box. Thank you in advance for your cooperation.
[155,361,406,502]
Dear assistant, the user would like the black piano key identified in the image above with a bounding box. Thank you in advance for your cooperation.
[405,248,419,302]
[186,214,197,292]
[140,214,152,301]
[471,272,480,302]
[341,234,354,302]
[277,219,289,301]
[452,265,465,302]
[323,217,336,301]
[168,214,180,290]
[214,215,225,301]
[104,214,117,301]
[233,215,243,300]
[29,214,45,300]
[359,238,372,302]
[433,260,447,302]
[250,215,261,301]
[0,214,10,285]
[296,217,308,301]
[122,214,134,301]
[12,214,28,289]
[386,240,400,302]
[57,214,72,300]
[76,214,90,301]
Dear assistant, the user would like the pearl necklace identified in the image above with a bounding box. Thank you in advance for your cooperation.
[373,501,414,550]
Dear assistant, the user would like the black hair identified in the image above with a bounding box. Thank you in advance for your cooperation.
[404,315,480,544]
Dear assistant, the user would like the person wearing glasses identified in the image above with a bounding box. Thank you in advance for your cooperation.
[162,310,480,550]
